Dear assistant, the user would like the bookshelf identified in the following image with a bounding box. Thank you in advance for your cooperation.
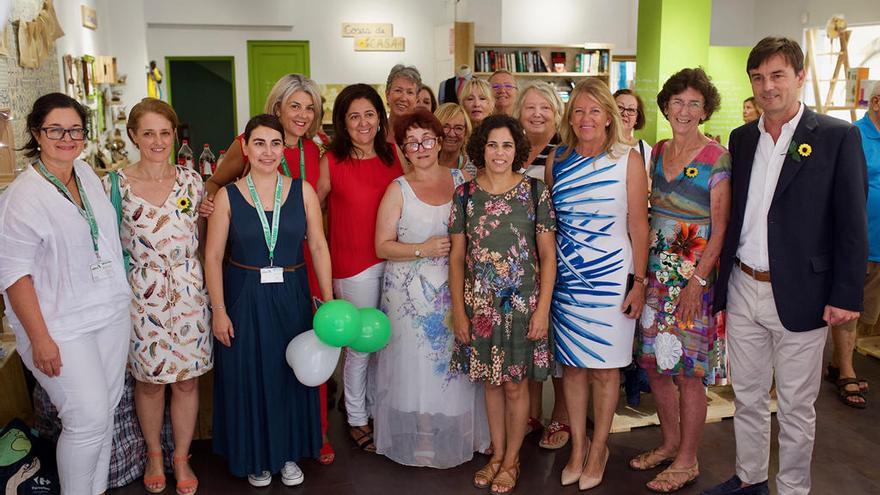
[472,43,613,80]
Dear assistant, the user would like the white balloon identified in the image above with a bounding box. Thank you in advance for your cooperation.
[285,330,341,387]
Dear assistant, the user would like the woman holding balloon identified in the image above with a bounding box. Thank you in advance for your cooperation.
[317,84,404,452]
[205,114,332,488]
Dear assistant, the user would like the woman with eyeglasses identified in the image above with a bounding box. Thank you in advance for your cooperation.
[614,89,653,168]
[631,68,731,493]
[372,108,488,468]
[0,93,132,494]
[435,103,476,177]
[489,70,519,116]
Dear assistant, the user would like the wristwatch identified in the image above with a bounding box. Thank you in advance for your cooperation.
[633,275,648,286]
[692,273,708,286]
[414,248,422,258]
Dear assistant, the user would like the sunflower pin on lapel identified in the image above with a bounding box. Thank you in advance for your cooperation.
[788,140,812,162]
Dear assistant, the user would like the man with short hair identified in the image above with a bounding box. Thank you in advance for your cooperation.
[826,81,880,409]
[705,37,868,495]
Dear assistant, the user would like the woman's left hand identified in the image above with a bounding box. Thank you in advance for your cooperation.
[675,279,704,324]
[621,284,646,319]
[527,310,549,341]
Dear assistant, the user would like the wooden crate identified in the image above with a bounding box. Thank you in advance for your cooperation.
[856,336,880,360]
[609,385,777,434]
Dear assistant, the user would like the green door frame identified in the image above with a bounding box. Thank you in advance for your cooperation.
[247,40,310,116]
[165,56,239,134]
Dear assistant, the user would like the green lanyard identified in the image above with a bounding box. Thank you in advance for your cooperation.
[37,160,101,259]
[246,173,283,266]
[279,138,306,180]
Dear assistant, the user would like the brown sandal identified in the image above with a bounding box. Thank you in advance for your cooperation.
[473,459,502,489]
[646,463,699,493]
[629,448,677,471]
[490,463,520,495]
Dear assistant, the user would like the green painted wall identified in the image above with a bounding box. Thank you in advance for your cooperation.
[635,0,712,144]
[704,46,753,146]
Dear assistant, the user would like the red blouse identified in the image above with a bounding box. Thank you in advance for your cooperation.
[327,147,403,279]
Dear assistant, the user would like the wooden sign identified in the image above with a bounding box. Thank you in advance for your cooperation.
[81,5,97,30]
[354,36,405,52]
[342,23,393,38]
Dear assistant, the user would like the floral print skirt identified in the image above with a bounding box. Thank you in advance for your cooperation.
[637,219,727,384]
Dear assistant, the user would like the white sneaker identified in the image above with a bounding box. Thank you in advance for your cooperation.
[248,471,272,487]
[281,461,304,486]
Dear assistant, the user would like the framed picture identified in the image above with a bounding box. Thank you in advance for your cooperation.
[81,5,97,30]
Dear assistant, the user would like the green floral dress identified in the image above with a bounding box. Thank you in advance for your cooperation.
[448,176,556,385]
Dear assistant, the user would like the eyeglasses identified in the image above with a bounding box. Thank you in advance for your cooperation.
[39,127,88,141]
[669,98,704,110]
[492,84,516,91]
[443,124,466,135]
[617,106,638,117]
[403,138,438,153]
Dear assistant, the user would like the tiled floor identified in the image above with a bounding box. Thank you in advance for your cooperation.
[110,351,880,494]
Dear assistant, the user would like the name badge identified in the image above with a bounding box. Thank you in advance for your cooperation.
[90,259,113,281]
[260,266,284,284]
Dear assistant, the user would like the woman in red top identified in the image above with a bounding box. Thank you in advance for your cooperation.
[199,74,335,464]
[317,84,403,452]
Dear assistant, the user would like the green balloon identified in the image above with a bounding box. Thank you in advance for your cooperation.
[349,308,391,353]
[313,300,361,347]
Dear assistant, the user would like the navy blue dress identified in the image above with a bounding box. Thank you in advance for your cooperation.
[213,179,321,477]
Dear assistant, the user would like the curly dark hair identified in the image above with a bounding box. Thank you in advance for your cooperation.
[656,67,720,123]
[466,114,529,172]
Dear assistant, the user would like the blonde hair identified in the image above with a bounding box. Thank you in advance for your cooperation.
[459,78,496,115]
[126,97,179,144]
[434,103,473,151]
[263,74,323,138]
[559,78,626,160]
[512,81,563,131]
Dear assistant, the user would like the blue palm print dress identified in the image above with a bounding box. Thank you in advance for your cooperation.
[551,146,636,368]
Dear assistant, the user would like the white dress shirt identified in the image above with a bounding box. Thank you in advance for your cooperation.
[736,102,805,271]
[0,159,132,342]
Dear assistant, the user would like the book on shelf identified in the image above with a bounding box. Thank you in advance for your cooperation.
[573,51,609,75]
[475,49,550,73]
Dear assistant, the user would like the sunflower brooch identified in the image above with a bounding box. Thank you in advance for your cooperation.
[177,196,193,215]
[684,166,699,178]
[788,140,812,162]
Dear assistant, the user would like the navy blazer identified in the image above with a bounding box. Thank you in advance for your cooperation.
[715,106,868,332]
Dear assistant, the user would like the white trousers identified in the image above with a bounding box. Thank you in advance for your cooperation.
[726,268,827,495]
[333,262,385,427]
[17,310,130,495]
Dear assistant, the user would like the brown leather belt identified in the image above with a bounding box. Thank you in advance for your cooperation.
[228,259,305,272]
[735,258,771,282]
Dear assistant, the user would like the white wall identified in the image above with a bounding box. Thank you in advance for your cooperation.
[144,0,453,132]
[499,0,638,54]
[753,0,880,46]
[710,0,756,46]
